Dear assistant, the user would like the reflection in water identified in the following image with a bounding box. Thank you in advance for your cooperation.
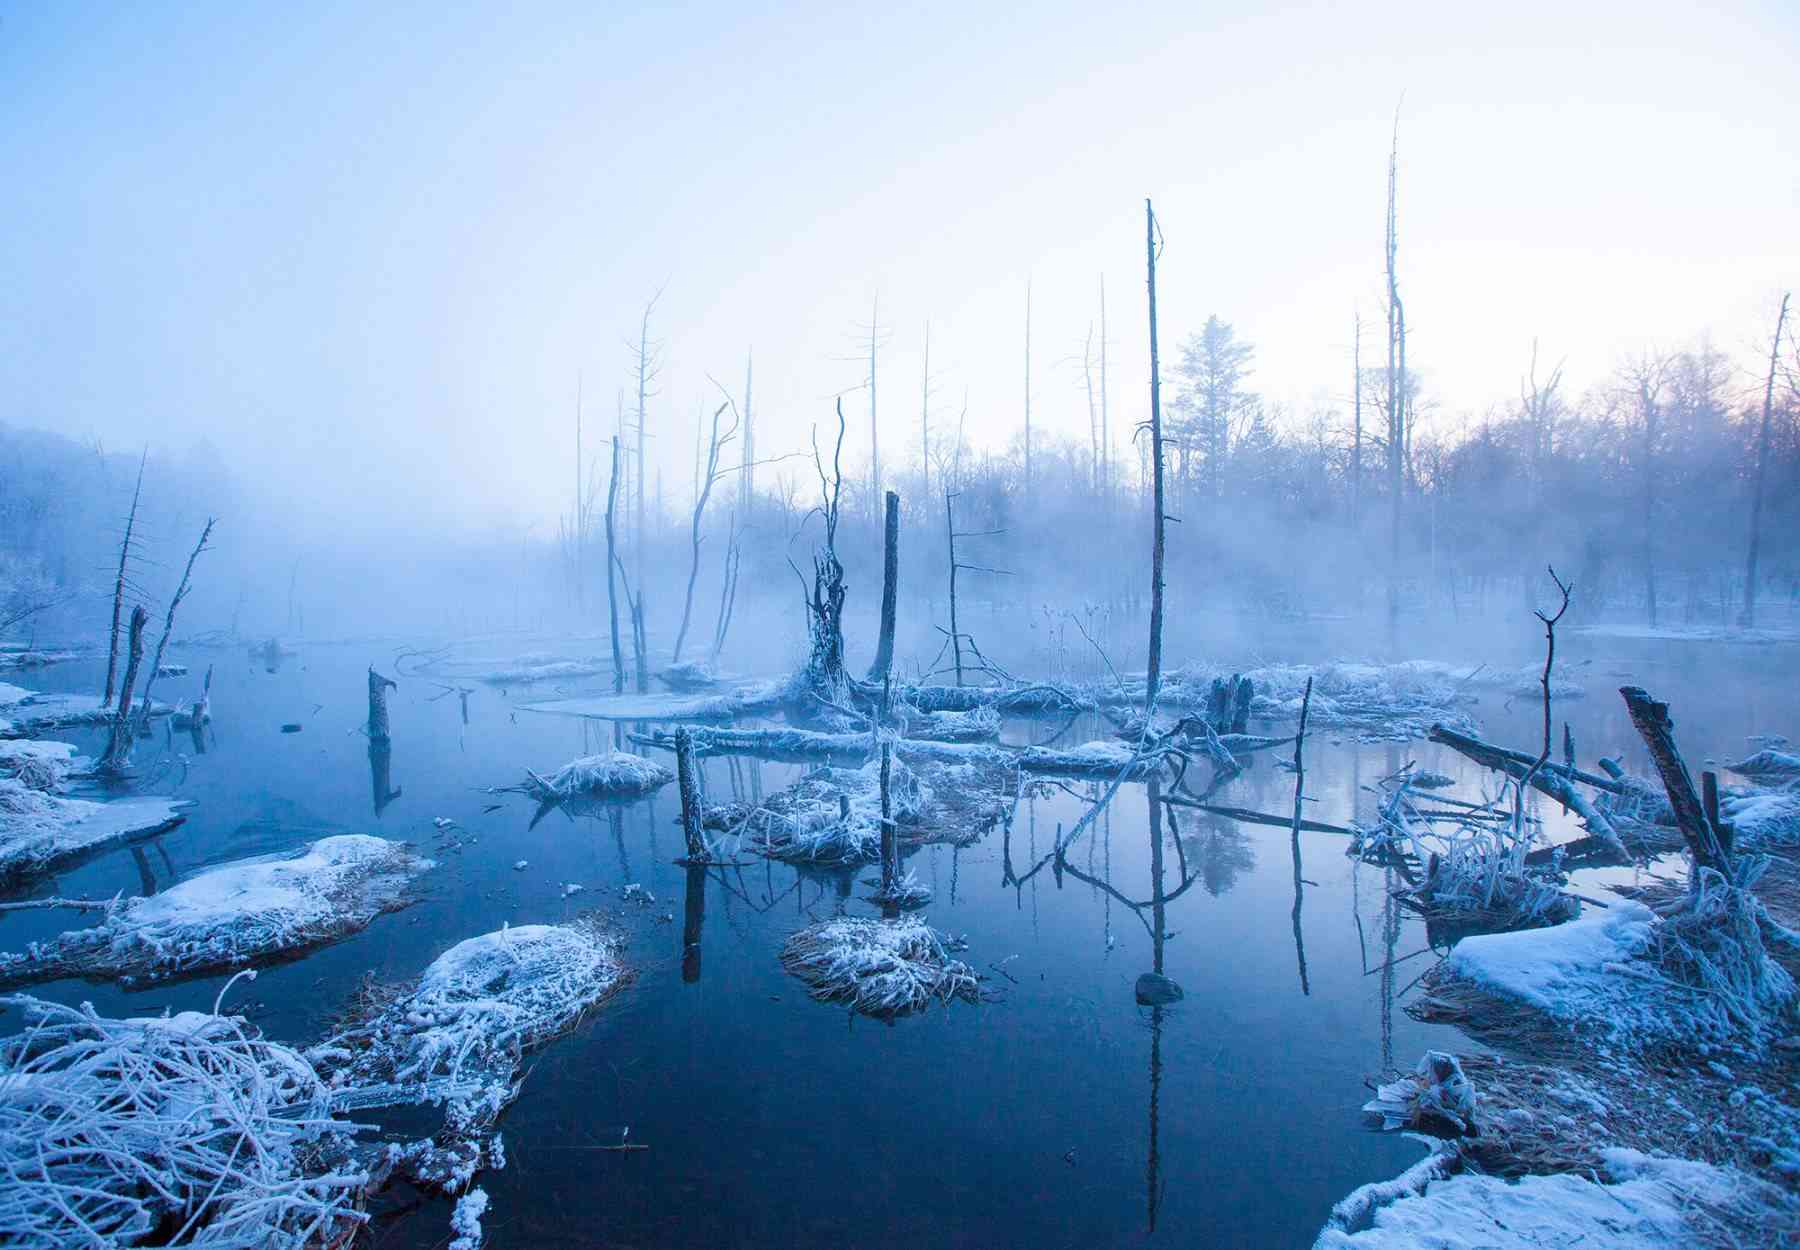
[1290,681,1312,996]
[1146,776,1167,1234]
[681,864,707,983]
[368,741,401,816]
[130,846,157,897]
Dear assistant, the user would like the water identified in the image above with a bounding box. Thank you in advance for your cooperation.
[5,627,1793,1249]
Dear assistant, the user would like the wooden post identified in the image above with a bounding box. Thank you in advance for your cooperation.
[367,667,396,743]
[675,726,705,861]
[101,606,148,773]
[870,490,900,682]
[1144,199,1167,717]
[1620,686,1730,877]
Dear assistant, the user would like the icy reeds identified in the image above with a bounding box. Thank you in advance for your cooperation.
[0,834,430,989]
[0,994,367,1248]
[780,915,980,1016]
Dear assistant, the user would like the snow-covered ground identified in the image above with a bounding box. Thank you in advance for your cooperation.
[0,779,188,886]
[0,834,431,987]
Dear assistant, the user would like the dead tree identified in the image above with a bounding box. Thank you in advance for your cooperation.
[100,606,148,775]
[868,491,900,682]
[1351,309,1362,524]
[605,437,626,694]
[1384,111,1407,644]
[672,401,737,664]
[1143,199,1168,715]
[863,294,885,510]
[942,490,1008,686]
[613,553,650,694]
[367,668,396,743]
[1023,277,1034,497]
[1099,276,1112,508]
[738,349,755,513]
[1620,686,1731,878]
[1515,566,1572,837]
[137,518,215,727]
[1741,292,1791,629]
[674,726,705,861]
[797,400,850,703]
[919,321,933,503]
[630,292,664,593]
[102,449,148,707]
[709,511,742,665]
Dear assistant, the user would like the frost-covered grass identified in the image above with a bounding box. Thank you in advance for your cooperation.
[864,868,933,908]
[0,739,82,792]
[310,920,624,1194]
[1162,659,1502,742]
[0,834,430,988]
[1723,790,1800,847]
[521,751,674,801]
[1418,864,1799,1052]
[713,756,926,865]
[0,779,186,888]
[0,994,368,1248]
[905,705,1001,742]
[781,915,980,1016]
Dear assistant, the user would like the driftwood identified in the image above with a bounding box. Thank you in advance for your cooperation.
[1426,722,1629,863]
[1619,685,1731,877]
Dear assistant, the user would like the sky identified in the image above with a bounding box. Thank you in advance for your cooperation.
[2,0,1795,542]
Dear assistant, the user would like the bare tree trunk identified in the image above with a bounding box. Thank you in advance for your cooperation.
[868,293,881,511]
[1023,277,1033,498]
[101,606,148,774]
[606,437,625,694]
[868,491,900,683]
[675,726,705,861]
[367,667,396,743]
[920,321,931,503]
[945,490,964,686]
[1144,199,1168,716]
[740,349,755,513]
[1620,686,1731,878]
[1642,379,1660,628]
[710,513,741,664]
[1100,276,1110,509]
[1084,323,1100,494]
[137,519,215,726]
[1385,115,1405,648]
[673,402,733,664]
[634,294,661,595]
[1741,292,1790,630]
[1351,310,1362,525]
[102,450,147,707]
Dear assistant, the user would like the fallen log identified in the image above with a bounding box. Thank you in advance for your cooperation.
[1163,798,1353,837]
[1619,685,1731,877]
[1427,722,1630,863]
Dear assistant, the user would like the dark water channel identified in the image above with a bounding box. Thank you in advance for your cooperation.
[4,630,1793,1249]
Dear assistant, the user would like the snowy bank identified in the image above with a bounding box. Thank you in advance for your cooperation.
[0,834,431,988]
[781,915,981,1017]
[0,779,188,888]
[1315,1147,1781,1250]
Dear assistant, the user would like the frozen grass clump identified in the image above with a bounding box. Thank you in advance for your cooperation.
[522,751,674,801]
[781,914,980,1017]
[0,779,187,889]
[0,994,367,1248]
[1362,1050,1476,1134]
[1417,864,1799,1052]
[0,834,430,988]
[1721,790,1800,847]
[310,919,623,1193]
[0,739,82,792]
[721,756,927,865]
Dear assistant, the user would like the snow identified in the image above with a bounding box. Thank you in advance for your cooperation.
[0,834,431,987]
[477,657,612,685]
[1723,790,1800,846]
[0,687,170,738]
[1725,749,1800,786]
[0,779,187,886]
[0,738,85,791]
[1313,1148,1752,1249]
[449,1187,490,1250]
[521,690,752,721]
[1440,899,1655,1020]
[525,750,673,800]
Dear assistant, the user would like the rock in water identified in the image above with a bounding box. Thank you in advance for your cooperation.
[1135,972,1183,1005]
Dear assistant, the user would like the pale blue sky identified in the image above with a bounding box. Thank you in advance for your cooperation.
[3,1,1795,538]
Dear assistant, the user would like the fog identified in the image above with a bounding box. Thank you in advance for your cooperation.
[5,8,1800,1249]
